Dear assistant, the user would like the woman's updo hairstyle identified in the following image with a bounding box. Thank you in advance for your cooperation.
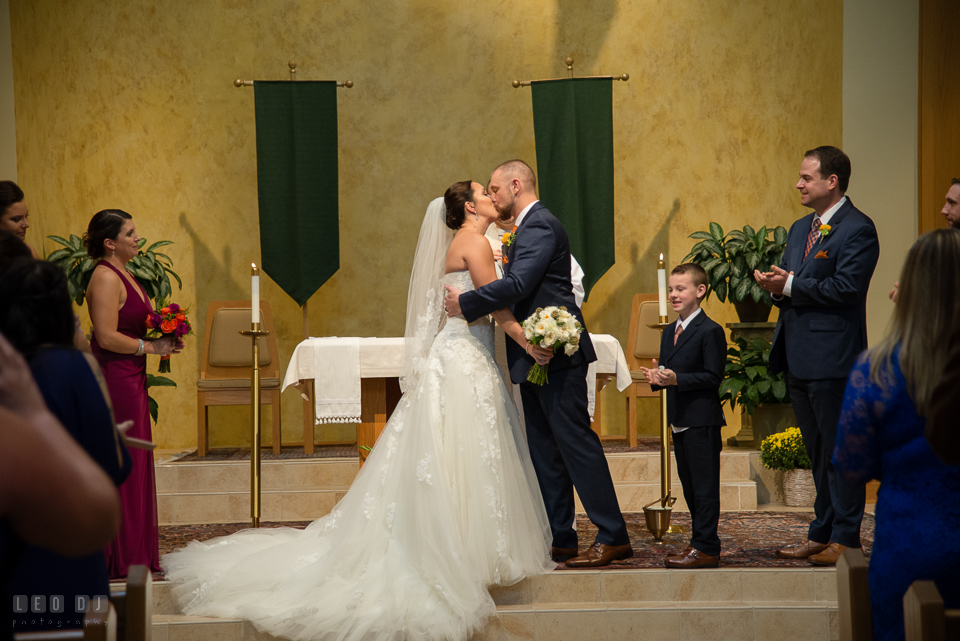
[83,209,132,259]
[443,181,476,230]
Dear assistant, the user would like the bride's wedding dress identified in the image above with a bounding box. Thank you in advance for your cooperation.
[162,269,554,641]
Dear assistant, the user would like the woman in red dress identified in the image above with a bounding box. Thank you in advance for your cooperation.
[85,209,181,578]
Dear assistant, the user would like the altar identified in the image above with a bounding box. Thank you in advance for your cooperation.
[282,335,631,459]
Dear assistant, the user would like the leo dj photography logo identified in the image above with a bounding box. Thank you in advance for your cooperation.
[10,595,109,629]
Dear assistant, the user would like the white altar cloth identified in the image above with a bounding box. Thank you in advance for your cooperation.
[283,334,631,422]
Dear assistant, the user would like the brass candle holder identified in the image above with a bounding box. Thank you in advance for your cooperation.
[240,270,270,528]
[642,314,678,540]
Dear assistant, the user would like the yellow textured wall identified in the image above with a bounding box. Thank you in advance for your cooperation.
[10,0,842,450]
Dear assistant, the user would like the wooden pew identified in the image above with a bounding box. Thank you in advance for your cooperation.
[903,580,960,641]
[108,565,152,641]
[837,547,873,641]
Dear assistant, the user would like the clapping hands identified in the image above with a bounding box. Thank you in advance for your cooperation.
[754,266,792,296]
[639,359,677,386]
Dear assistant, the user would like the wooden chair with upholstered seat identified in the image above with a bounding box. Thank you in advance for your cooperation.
[625,293,678,448]
[197,300,282,456]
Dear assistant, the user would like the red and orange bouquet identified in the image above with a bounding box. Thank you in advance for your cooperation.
[146,302,192,373]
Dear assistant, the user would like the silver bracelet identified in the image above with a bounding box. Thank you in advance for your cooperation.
[135,338,144,356]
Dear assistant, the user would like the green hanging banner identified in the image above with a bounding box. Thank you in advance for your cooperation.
[254,80,339,306]
[531,77,615,300]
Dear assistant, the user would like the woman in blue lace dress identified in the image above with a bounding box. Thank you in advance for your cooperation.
[834,229,960,641]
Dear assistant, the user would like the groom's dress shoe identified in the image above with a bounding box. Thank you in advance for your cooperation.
[665,546,693,561]
[565,542,633,568]
[551,547,579,562]
[664,548,719,569]
[776,540,828,559]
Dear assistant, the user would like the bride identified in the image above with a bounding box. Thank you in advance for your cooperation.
[161,181,556,641]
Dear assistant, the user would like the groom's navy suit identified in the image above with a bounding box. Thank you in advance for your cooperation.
[769,197,879,548]
[459,202,629,549]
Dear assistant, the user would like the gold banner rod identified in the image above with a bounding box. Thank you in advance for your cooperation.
[234,61,353,88]
[511,56,628,88]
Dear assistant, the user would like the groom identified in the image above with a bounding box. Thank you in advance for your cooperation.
[444,160,631,567]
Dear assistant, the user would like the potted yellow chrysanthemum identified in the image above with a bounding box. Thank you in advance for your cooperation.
[759,427,815,507]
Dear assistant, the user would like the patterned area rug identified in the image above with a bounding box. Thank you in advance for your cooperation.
[143,511,873,582]
[167,439,670,463]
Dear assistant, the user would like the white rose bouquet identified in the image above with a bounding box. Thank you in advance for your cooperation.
[521,306,584,385]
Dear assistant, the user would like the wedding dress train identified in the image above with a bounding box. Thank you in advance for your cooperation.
[162,270,554,641]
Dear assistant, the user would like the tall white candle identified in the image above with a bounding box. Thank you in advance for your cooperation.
[657,253,667,317]
[251,263,260,325]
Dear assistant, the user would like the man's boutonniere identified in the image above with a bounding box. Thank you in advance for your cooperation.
[501,225,518,264]
[819,223,831,243]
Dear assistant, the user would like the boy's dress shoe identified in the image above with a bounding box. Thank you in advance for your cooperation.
[664,548,719,569]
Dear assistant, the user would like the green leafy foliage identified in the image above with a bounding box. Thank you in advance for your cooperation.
[719,337,788,415]
[146,373,177,424]
[682,224,788,304]
[46,236,182,306]
[758,427,813,471]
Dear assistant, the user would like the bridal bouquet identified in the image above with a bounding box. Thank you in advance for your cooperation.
[146,302,192,373]
[522,306,583,385]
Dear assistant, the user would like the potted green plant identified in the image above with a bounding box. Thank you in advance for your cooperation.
[758,427,814,507]
[720,336,796,445]
[46,235,182,306]
[683,223,788,322]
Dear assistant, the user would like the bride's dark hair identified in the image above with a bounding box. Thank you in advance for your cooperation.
[443,181,476,230]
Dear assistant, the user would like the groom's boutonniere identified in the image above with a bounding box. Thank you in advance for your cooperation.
[818,223,831,243]
[501,225,518,263]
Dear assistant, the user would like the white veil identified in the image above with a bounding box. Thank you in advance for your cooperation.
[401,197,455,393]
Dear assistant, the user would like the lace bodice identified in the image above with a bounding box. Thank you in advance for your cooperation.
[440,271,494,355]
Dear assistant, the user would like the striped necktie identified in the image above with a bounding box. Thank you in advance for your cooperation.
[803,216,822,260]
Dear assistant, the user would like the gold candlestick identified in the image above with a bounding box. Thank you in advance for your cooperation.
[240,264,270,528]
[643,254,679,539]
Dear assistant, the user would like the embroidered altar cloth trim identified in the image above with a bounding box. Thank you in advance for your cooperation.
[292,337,362,424]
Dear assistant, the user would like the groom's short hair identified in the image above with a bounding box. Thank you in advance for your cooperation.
[495,160,537,190]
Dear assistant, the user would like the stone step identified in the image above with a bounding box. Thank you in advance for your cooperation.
[151,604,838,641]
[157,478,757,525]
[151,568,837,615]
[156,450,755,494]
[156,451,758,524]
[148,568,838,641]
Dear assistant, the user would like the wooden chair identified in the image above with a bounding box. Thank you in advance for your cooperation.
[625,293,678,447]
[109,565,152,641]
[904,580,960,641]
[837,547,873,641]
[14,603,117,641]
[197,300,281,456]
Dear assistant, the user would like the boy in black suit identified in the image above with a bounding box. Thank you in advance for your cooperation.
[641,263,727,568]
